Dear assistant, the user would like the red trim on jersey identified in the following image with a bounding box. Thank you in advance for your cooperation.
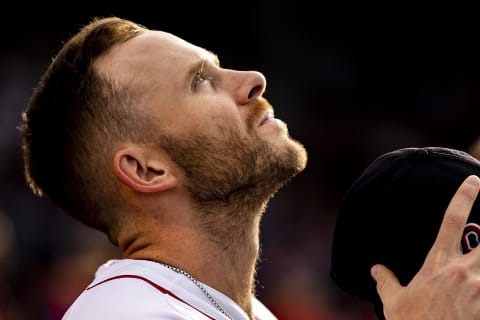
[86,274,217,320]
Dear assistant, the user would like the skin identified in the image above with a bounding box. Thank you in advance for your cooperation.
[372,174,480,319]
[91,27,480,319]
[94,30,307,319]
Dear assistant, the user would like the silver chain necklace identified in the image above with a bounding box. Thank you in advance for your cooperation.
[158,262,234,320]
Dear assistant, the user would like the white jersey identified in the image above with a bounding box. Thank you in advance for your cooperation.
[62,259,277,320]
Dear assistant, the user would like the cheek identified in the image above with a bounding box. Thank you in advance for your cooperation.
[198,100,244,133]
[166,94,245,137]
[208,113,244,138]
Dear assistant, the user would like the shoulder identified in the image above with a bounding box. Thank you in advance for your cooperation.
[252,297,278,320]
[62,259,213,320]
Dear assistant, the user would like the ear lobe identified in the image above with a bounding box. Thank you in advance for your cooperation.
[112,147,177,193]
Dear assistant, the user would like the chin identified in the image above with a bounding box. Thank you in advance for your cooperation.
[275,137,308,177]
[290,141,308,173]
[276,134,308,169]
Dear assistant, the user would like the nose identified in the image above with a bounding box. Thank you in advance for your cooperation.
[233,71,267,105]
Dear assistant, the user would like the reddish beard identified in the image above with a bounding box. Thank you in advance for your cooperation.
[157,97,307,212]
[246,98,273,131]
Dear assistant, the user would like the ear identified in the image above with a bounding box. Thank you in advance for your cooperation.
[112,145,177,193]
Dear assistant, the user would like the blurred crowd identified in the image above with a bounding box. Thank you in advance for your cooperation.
[1,5,480,320]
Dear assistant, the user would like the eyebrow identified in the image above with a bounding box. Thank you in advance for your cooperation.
[186,51,220,82]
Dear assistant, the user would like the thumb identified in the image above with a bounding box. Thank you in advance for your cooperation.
[371,264,402,303]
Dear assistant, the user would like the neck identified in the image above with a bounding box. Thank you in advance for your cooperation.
[117,200,267,319]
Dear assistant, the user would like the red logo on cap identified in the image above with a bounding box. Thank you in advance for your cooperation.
[461,222,480,253]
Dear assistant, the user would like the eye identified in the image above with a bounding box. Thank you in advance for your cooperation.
[192,68,214,91]
[193,71,207,88]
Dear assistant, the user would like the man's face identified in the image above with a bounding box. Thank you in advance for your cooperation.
[96,30,307,206]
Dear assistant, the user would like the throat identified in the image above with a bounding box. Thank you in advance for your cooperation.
[195,199,265,252]
[193,207,263,314]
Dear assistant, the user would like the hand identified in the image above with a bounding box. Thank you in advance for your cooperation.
[371,175,480,319]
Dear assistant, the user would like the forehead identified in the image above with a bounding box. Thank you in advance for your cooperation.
[95,30,216,84]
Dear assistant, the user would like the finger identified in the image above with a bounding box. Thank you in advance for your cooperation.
[432,175,480,254]
[371,264,401,306]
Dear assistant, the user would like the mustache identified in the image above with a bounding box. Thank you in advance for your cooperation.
[247,98,273,130]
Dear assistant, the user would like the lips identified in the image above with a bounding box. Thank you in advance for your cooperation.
[259,109,274,126]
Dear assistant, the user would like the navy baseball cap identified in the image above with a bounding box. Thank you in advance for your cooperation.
[330,147,480,319]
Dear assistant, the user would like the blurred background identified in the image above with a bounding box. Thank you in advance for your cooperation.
[1,2,480,319]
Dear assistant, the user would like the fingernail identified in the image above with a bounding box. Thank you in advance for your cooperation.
[467,175,480,187]
[371,266,378,281]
